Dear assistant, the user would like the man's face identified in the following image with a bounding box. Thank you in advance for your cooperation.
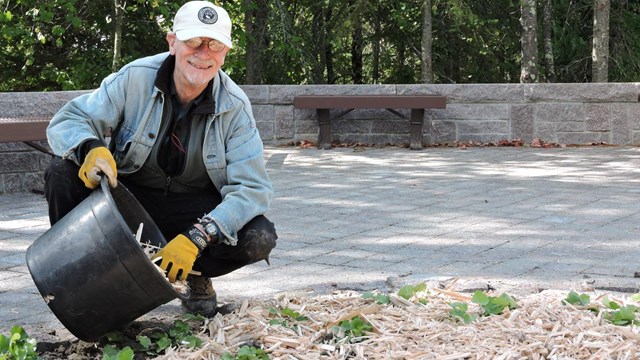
[166,33,229,89]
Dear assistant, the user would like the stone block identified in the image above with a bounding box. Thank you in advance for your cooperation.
[251,104,274,122]
[275,106,294,139]
[0,143,31,151]
[556,120,586,132]
[459,133,510,143]
[295,118,318,135]
[332,118,370,134]
[430,120,456,143]
[371,119,410,134]
[294,108,316,120]
[270,84,396,104]
[534,103,585,122]
[526,83,640,102]
[23,172,44,193]
[402,84,524,102]
[241,85,270,104]
[257,121,275,141]
[610,104,633,144]
[435,103,509,121]
[2,174,23,193]
[457,120,508,134]
[557,132,609,145]
[511,104,534,141]
[0,91,89,117]
[585,104,610,131]
[535,122,557,142]
[0,152,41,172]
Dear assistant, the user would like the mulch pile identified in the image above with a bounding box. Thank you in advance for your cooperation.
[158,285,640,359]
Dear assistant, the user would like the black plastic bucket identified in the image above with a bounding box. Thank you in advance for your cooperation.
[26,177,178,341]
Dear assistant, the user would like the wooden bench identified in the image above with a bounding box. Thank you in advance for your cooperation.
[293,95,447,149]
[0,116,52,154]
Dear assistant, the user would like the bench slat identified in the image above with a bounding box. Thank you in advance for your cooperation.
[294,95,446,109]
[0,117,50,142]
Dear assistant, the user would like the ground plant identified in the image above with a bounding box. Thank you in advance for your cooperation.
[331,316,373,343]
[0,326,38,360]
[267,306,309,333]
[397,282,428,304]
[471,290,518,316]
[101,316,203,359]
[561,291,640,326]
[221,345,269,360]
[449,301,478,324]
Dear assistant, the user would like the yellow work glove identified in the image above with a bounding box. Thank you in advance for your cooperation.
[78,146,117,189]
[153,234,200,283]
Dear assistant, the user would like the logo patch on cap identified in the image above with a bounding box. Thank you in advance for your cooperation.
[198,7,218,24]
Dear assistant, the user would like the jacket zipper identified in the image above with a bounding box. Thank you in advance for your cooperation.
[164,176,171,195]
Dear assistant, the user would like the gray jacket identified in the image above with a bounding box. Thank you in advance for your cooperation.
[47,52,273,245]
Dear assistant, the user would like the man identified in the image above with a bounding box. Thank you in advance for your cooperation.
[44,1,277,317]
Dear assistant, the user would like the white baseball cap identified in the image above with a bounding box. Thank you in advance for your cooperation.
[172,1,233,49]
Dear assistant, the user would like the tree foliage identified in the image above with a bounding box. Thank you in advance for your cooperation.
[1,0,639,91]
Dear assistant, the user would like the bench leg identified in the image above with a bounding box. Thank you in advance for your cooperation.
[317,109,332,150]
[410,109,425,150]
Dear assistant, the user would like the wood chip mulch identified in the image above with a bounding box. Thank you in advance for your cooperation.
[158,287,640,360]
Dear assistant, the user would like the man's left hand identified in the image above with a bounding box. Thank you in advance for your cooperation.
[153,234,199,282]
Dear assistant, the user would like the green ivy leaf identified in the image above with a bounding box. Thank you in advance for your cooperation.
[398,285,415,300]
[471,291,489,305]
[563,291,591,306]
[116,347,134,360]
[136,335,152,349]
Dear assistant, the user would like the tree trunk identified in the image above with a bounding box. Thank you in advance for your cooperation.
[372,18,380,83]
[421,0,433,83]
[519,0,538,83]
[244,0,268,84]
[325,8,335,84]
[311,3,326,84]
[592,0,610,82]
[112,0,124,73]
[542,0,555,82]
[351,20,363,84]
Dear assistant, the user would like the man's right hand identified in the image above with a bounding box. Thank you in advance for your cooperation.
[78,146,117,189]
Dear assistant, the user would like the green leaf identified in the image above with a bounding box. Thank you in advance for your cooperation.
[181,335,203,349]
[414,282,427,293]
[631,293,640,302]
[0,335,8,352]
[182,313,205,322]
[563,291,591,306]
[602,296,620,310]
[362,292,390,304]
[398,285,415,300]
[472,292,517,316]
[102,344,120,359]
[471,291,489,305]
[136,335,152,349]
[155,335,171,351]
[449,301,477,323]
[116,347,134,360]
[104,331,125,343]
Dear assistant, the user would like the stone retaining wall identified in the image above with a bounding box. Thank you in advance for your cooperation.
[2,83,639,193]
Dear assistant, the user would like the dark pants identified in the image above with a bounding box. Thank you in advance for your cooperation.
[44,157,277,278]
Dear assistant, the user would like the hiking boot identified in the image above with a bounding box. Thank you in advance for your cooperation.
[181,275,217,317]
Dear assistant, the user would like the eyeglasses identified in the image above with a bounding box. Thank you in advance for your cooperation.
[182,37,226,52]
